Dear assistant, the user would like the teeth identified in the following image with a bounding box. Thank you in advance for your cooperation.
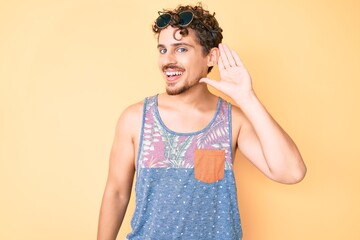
[165,71,182,76]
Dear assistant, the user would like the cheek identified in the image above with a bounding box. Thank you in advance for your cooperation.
[192,58,208,72]
[158,57,164,70]
[158,54,172,69]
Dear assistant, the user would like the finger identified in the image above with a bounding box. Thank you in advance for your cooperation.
[218,54,225,71]
[218,44,227,70]
[219,44,230,69]
[230,49,244,68]
[220,43,237,67]
[200,77,221,89]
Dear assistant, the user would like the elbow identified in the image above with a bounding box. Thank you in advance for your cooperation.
[103,186,132,205]
[283,166,307,184]
[271,160,307,184]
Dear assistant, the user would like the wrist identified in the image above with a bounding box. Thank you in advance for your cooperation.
[234,90,258,108]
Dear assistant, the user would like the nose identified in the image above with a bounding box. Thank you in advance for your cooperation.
[161,51,177,66]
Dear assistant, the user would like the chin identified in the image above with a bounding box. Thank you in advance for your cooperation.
[166,86,190,95]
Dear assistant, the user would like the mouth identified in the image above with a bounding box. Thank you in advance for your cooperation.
[163,68,184,82]
[165,70,183,77]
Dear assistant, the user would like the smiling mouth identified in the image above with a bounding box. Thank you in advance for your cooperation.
[163,64,185,80]
[165,71,183,77]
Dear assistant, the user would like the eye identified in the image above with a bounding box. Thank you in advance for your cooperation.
[177,47,188,53]
[159,48,167,54]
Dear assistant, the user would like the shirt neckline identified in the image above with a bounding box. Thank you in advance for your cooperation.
[154,95,222,136]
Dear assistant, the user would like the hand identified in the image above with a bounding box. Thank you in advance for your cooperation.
[200,43,254,104]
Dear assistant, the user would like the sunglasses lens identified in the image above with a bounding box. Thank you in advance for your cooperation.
[156,13,171,28]
[178,11,193,26]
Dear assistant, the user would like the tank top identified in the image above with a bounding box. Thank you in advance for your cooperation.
[126,95,242,240]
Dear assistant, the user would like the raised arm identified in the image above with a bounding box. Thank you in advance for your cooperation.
[200,43,306,184]
[97,105,139,240]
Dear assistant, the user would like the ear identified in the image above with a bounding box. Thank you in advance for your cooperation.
[207,47,220,67]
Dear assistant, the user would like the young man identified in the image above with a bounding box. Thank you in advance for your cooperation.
[97,4,306,240]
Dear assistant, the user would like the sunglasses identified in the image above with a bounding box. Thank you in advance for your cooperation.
[155,10,194,29]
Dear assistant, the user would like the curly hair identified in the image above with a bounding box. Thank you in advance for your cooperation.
[152,3,223,73]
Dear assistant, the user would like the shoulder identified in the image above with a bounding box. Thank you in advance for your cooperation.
[221,99,243,121]
[121,99,145,119]
[229,102,248,135]
[217,97,247,125]
[115,99,146,137]
[230,104,244,120]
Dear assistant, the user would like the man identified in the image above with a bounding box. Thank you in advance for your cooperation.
[97,3,306,240]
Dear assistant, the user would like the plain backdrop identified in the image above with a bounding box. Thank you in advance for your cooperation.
[0,0,359,239]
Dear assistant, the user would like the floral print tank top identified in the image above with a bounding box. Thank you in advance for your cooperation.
[126,95,242,240]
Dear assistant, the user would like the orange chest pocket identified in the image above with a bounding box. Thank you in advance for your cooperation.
[194,149,225,184]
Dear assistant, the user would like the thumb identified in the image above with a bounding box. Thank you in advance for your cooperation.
[200,77,220,88]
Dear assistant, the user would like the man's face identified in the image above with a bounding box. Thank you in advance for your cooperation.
[157,26,210,95]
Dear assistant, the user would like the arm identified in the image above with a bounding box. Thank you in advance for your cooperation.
[97,106,137,240]
[201,44,306,184]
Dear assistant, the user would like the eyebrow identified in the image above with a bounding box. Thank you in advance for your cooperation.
[157,42,195,49]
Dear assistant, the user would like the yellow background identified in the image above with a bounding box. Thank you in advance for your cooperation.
[1,0,359,239]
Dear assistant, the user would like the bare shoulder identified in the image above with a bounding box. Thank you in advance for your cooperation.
[115,99,145,138]
[230,104,248,140]
[119,100,144,120]
[230,104,248,126]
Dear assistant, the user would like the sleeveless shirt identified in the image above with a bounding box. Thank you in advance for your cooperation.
[126,95,242,240]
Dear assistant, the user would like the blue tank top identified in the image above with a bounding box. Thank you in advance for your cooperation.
[126,95,242,240]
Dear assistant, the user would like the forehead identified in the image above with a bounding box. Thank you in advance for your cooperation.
[158,26,200,46]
